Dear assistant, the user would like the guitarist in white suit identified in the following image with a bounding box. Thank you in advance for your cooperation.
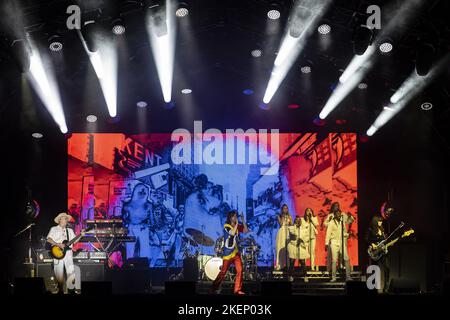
[47,212,77,294]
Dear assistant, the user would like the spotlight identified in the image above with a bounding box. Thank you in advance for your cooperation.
[379,41,393,53]
[243,89,254,95]
[421,102,432,110]
[86,115,98,123]
[111,18,126,35]
[251,49,262,57]
[48,35,63,52]
[267,9,281,20]
[357,82,368,89]
[176,3,189,17]
[352,25,372,55]
[317,24,331,35]
[300,65,311,73]
[416,42,435,76]
[137,101,148,108]
[28,42,68,133]
[31,133,43,139]
[181,88,192,94]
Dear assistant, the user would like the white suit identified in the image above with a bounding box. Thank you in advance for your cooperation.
[302,216,318,270]
[324,213,354,280]
[47,226,76,291]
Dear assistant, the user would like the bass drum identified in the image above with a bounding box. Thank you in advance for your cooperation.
[204,257,223,281]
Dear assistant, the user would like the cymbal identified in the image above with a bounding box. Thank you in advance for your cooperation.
[185,228,214,246]
[181,236,197,247]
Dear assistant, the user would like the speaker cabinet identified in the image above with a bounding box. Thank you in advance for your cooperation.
[77,262,105,281]
[36,263,58,293]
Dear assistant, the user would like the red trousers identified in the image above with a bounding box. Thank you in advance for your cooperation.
[211,254,243,293]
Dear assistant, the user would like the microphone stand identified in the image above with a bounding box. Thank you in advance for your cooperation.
[15,223,36,263]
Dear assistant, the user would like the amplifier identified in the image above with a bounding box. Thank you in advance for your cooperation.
[35,263,58,293]
[73,251,89,259]
[36,249,53,263]
[90,252,107,259]
[76,263,105,282]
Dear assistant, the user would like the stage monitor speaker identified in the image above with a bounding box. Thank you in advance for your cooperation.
[77,263,105,282]
[389,279,420,294]
[183,257,198,281]
[165,281,196,296]
[261,281,292,296]
[13,277,45,295]
[36,263,58,293]
[346,280,376,296]
[388,244,427,292]
[81,281,112,295]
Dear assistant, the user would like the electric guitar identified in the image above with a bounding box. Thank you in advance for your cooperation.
[368,229,414,261]
[50,228,91,259]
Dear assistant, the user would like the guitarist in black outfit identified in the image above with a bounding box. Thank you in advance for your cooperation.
[367,215,390,293]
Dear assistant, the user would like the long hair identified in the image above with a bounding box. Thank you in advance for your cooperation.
[369,215,384,233]
[304,207,314,220]
[330,202,340,213]
[280,204,289,216]
[226,210,238,225]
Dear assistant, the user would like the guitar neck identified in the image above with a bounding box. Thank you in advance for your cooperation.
[385,233,410,249]
[385,237,399,249]
[66,230,87,246]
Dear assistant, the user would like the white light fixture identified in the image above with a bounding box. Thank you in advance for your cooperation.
[421,102,432,110]
[358,82,368,89]
[267,10,281,20]
[176,7,189,17]
[86,115,98,123]
[317,24,331,35]
[181,88,192,94]
[49,41,63,52]
[31,132,43,139]
[251,49,262,57]
[137,101,148,108]
[300,65,311,73]
[379,42,393,53]
[112,24,126,35]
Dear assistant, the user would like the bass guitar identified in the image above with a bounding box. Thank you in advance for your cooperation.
[368,229,414,261]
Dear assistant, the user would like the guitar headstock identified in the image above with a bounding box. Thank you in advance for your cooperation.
[403,229,414,237]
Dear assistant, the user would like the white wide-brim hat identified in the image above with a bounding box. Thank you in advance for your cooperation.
[54,212,72,224]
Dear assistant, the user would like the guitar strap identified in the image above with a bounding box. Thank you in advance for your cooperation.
[66,228,70,248]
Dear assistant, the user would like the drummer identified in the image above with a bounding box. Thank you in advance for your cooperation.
[210,210,249,295]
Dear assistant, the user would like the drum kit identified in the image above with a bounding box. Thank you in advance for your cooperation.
[182,228,261,281]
